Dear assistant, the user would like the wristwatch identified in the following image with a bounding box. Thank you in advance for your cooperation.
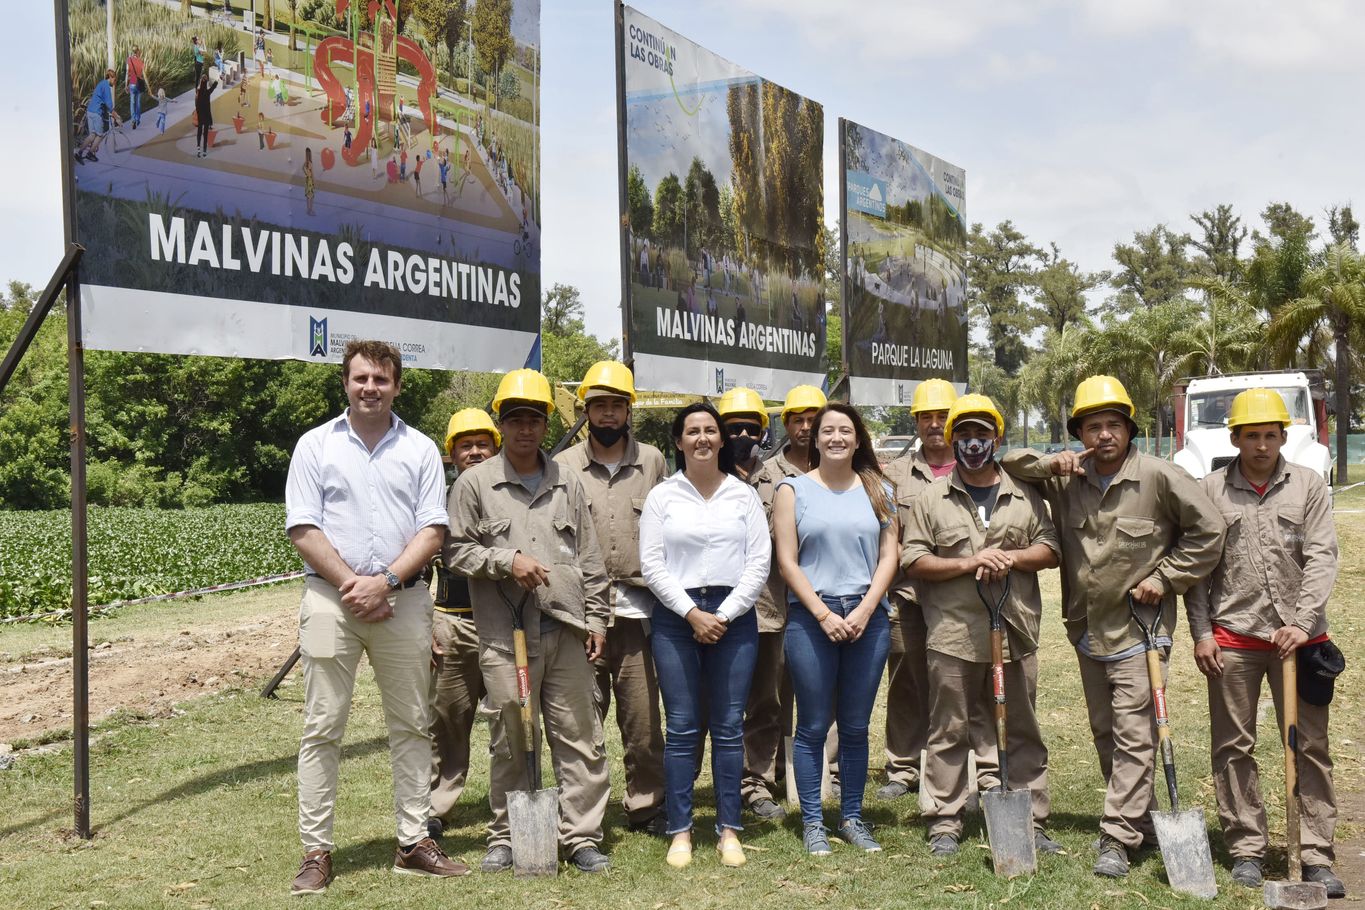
[382,567,401,589]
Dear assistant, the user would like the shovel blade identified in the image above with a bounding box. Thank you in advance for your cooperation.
[981,788,1037,877]
[507,787,560,877]
[1152,808,1218,899]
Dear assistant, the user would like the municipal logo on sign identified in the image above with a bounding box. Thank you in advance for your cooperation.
[847,170,887,218]
[309,317,328,357]
[715,368,725,394]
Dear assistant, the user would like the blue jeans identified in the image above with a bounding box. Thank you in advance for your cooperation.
[651,587,758,835]
[128,83,142,125]
[785,594,891,827]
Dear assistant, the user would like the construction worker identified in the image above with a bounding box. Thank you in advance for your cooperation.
[555,361,669,836]
[716,387,770,483]
[1185,389,1345,897]
[903,395,1062,857]
[1001,374,1225,879]
[741,384,827,819]
[427,409,500,839]
[445,369,613,874]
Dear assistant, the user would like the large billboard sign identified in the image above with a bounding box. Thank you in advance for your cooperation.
[840,119,968,405]
[64,0,540,370]
[618,5,827,398]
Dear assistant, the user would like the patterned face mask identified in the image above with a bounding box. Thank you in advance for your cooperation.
[954,436,995,471]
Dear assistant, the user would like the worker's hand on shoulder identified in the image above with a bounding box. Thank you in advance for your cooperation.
[1049,448,1093,476]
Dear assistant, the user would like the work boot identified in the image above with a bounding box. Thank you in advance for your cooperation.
[1093,836,1129,878]
[290,849,333,895]
[928,834,960,857]
[628,813,669,838]
[570,846,611,873]
[1033,829,1065,855]
[393,837,470,877]
[876,779,917,800]
[1230,858,1262,888]
[747,797,786,820]
[1303,865,1346,899]
[480,845,512,873]
[803,823,832,856]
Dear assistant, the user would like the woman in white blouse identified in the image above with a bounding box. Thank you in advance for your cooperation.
[640,402,770,870]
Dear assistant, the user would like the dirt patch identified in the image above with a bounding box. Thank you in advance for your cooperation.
[0,606,297,746]
[1332,780,1365,902]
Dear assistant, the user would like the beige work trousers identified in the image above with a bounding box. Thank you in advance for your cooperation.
[297,577,434,851]
[1209,647,1336,866]
[741,629,791,804]
[887,597,1000,790]
[482,625,609,853]
[1077,649,1163,850]
[923,650,1049,837]
[594,616,666,825]
[429,610,485,821]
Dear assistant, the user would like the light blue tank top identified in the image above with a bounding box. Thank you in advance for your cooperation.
[780,473,892,603]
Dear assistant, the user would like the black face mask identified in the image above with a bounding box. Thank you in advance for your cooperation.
[729,435,760,462]
[588,422,629,448]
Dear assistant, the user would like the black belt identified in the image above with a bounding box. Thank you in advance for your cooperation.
[685,586,733,598]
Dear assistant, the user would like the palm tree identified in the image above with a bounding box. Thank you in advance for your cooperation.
[1089,302,1198,455]
[1268,243,1365,479]
[1173,277,1265,377]
[1019,321,1096,443]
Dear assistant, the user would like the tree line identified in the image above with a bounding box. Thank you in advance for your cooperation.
[959,202,1363,472]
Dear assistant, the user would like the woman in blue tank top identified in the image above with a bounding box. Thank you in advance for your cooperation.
[773,403,898,856]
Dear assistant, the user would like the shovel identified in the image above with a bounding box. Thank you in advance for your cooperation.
[500,587,559,877]
[1129,594,1217,899]
[977,575,1037,878]
[1263,650,1328,909]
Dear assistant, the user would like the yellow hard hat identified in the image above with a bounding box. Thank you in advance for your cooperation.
[578,360,636,403]
[781,385,827,422]
[1068,374,1135,436]
[492,368,556,417]
[945,393,1005,439]
[716,386,769,429]
[910,378,959,415]
[1227,388,1291,430]
[444,408,500,453]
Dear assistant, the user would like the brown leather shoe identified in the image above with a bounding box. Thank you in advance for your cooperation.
[393,837,471,877]
[291,849,333,895]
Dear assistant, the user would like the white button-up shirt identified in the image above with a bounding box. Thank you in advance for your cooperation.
[639,471,770,622]
[285,410,448,576]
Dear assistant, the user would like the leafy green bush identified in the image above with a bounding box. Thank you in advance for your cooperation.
[0,503,302,618]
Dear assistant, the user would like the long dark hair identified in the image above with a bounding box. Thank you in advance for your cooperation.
[670,402,736,475]
[808,402,893,524]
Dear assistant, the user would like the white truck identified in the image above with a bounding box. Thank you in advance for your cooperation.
[1171,370,1334,483]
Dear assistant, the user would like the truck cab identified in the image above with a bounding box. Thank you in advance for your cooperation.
[1171,370,1333,483]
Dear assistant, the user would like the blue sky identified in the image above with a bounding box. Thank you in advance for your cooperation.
[3,1,1362,343]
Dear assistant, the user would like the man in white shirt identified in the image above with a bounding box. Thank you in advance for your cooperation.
[285,341,468,894]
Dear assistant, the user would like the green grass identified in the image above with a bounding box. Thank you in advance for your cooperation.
[2,516,1363,908]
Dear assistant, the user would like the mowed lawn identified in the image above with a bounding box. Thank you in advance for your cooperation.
[3,489,1364,910]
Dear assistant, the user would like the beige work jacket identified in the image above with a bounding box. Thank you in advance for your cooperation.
[902,468,1059,663]
[883,448,940,603]
[1000,445,1225,657]
[555,437,667,610]
[445,452,610,654]
[748,446,807,632]
[1185,457,1337,642]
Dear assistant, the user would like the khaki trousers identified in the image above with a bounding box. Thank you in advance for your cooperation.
[594,616,666,825]
[923,650,1049,837]
[429,611,485,821]
[741,629,792,804]
[297,578,434,851]
[1077,649,1163,849]
[481,625,609,853]
[887,597,999,789]
[1209,647,1336,866]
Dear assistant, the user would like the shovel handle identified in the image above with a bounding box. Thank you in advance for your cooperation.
[512,628,538,787]
[1283,650,1301,881]
[1145,647,1179,811]
[991,626,1009,790]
